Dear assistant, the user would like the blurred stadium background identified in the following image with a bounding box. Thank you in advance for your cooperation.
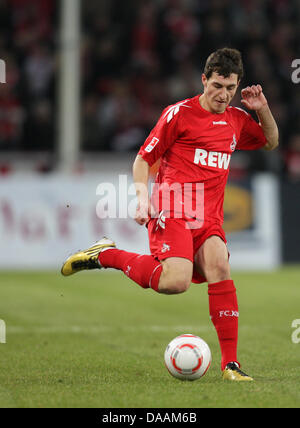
[0,0,300,270]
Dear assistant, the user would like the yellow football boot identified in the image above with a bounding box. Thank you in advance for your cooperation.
[222,362,253,381]
[61,237,116,276]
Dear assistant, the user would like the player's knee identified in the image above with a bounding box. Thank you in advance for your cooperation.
[171,275,191,294]
[162,277,190,294]
[159,264,191,294]
[218,260,230,278]
[208,260,230,282]
[158,258,193,294]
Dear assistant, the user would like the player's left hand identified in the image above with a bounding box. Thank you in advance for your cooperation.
[241,85,268,111]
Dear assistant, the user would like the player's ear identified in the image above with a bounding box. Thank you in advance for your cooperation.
[201,73,208,88]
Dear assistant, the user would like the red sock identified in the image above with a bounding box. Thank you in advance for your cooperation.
[98,249,162,292]
[208,280,239,370]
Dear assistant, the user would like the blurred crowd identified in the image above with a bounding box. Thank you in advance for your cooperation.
[0,0,56,153]
[0,0,300,178]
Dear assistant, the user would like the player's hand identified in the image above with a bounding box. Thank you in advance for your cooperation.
[134,199,154,225]
[241,85,268,111]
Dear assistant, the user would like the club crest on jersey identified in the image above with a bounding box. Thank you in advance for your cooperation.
[230,134,237,151]
[145,137,159,153]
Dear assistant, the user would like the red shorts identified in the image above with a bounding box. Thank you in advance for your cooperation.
[147,217,227,284]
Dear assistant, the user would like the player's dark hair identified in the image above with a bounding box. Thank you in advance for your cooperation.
[204,48,244,82]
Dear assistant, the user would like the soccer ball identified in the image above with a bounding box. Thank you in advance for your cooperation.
[164,334,211,380]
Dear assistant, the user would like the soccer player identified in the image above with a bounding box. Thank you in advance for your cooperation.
[61,48,279,381]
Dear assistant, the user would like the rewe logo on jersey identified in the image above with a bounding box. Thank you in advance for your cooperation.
[163,101,191,123]
[193,149,231,170]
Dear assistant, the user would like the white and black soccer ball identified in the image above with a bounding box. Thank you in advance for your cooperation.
[164,334,211,380]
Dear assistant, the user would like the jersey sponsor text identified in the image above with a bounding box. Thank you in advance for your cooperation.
[193,149,231,170]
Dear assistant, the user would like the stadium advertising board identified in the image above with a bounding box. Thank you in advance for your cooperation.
[0,173,280,270]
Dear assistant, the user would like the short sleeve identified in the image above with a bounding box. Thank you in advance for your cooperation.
[138,104,180,166]
[236,109,267,151]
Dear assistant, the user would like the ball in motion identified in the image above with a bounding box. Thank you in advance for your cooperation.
[164,334,211,380]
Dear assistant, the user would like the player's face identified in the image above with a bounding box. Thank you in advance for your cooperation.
[201,72,239,114]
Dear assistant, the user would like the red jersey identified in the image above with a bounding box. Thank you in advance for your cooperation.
[138,95,267,226]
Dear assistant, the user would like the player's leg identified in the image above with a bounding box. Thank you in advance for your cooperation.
[147,216,194,294]
[61,237,164,291]
[194,235,230,283]
[194,235,253,381]
[157,257,193,294]
[61,239,192,295]
[61,217,194,294]
[98,249,192,294]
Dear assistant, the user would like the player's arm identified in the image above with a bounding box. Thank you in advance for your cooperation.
[255,104,279,151]
[132,154,152,225]
[241,85,279,151]
[133,102,181,225]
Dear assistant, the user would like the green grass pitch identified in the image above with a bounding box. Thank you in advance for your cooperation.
[0,267,300,408]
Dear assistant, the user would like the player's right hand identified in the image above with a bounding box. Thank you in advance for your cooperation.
[134,199,153,225]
